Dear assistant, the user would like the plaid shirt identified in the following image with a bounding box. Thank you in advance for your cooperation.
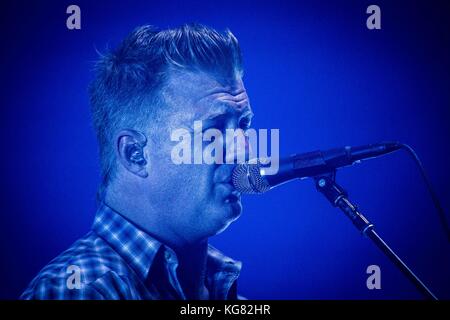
[20,203,243,300]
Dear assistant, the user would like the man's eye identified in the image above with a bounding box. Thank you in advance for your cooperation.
[239,117,252,130]
[204,122,224,132]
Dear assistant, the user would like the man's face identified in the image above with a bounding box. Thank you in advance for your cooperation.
[144,70,253,242]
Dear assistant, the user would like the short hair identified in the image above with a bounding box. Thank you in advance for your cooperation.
[89,24,243,198]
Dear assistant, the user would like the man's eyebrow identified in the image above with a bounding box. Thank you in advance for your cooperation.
[194,102,231,121]
[197,108,228,122]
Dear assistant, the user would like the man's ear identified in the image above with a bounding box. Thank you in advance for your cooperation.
[116,129,149,178]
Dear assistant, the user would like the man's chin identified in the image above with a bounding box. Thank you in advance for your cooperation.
[211,200,242,235]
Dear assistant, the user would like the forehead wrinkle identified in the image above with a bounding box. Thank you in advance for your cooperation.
[159,72,218,128]
[195,87,250,115]
[165,70,223,102]
[164,70,250,126]
[217,92,248,103]
[196,86,247,102]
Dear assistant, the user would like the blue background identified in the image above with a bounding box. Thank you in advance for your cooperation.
[1,0,449,299]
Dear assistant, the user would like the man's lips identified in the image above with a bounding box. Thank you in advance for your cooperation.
[224,189,241,203]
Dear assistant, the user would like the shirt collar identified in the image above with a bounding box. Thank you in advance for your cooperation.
[92,203,242,287]
[92,203,162,280]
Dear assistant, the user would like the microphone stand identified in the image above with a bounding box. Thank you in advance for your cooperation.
[314,174,438,300]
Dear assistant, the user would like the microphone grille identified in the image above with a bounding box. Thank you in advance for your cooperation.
[232,160,271,194]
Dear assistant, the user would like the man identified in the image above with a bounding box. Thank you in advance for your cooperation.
[21,24,253,300]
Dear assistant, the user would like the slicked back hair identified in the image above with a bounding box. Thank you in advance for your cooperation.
[89,24,243,198]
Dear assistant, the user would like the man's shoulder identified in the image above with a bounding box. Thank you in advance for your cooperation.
[20,231,130,300]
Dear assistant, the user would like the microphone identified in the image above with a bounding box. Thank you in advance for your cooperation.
[232,141,402,194]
